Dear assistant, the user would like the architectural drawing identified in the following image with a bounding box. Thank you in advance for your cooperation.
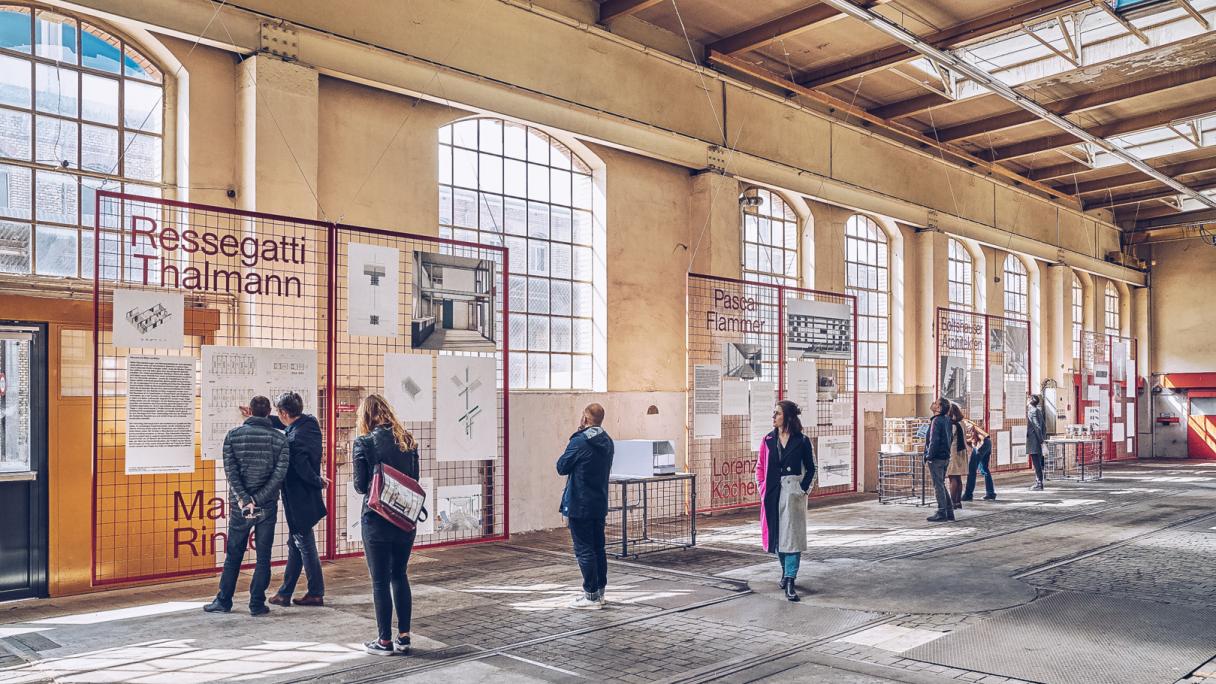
[436,356,496,461]
[347,242,400,337]
[436,484,483,533]
[412,251,497,352]
[125,304,170,334]
[384,353,434,423]
[112,288,184,350]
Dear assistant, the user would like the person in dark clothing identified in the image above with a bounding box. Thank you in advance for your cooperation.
[265,392,328,608]
[556,403,614,610]
[756,400,815,602]
[353,393,421,656]
[1026,394,1048,490]
[924,398,955,523]
[204,395,290,616]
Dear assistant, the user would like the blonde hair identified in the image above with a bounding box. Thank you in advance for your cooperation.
[356,393,416,452]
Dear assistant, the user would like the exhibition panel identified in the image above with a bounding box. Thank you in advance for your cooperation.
[90,193,509,587]
[687,273,857,512]
[1081,331,1139,463]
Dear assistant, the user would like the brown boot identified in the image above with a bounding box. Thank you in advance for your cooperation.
[268,594,291,607]
[293,594,324,607]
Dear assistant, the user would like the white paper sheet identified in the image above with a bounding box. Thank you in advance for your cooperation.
[347,242,400,337]
[749,381,775,449]
[721,379,750,416]
[816,435,853,488]
[201,346,318,461]
[345,480,363,540]
[1087,384,1100,401]
[1126,438,1134,454]
[1099,393,1110,426]
[436,356,498,461]
[997,431,1011,466]
[417,477,435,536]
[1096,366,1110,386]
[1112,341,1127,382]
[693,365,722,439]
[385,353,434,423]
[436,484,484,534]
[1085,405,1102,430]
[1114,399,1122,418]
[786,360,816,411]
[1113,422,1125,442]
[113,289,184,350]
[968,368,986,396]
[1005,380,1027,417]
[126,355,195,475]
[1127,378,1135,398]
[831,401,852,429]
[1011,424,1027,445]
[989,410,1004,431]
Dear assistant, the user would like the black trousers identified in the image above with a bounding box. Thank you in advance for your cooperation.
[927,459,953,516]
[1030,452,1045,482]
[215,503,278,609]
[567,516,607,597]
[364,532,416,642]
[277,527,324,598]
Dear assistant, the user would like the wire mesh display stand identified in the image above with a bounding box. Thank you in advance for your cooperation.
[686,274,858,515]
[935,308,1031,475]
[878,417,930,505]
[1107,334,1138,461]
[1044,438,1104,482]
[92,192,510,587]
[605,474,696,558]
[1079,331,1113,468]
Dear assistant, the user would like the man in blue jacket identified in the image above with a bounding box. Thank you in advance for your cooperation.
[267,392,328,608]
[557,403,614,610]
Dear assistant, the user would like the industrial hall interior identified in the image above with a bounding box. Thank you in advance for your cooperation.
[3,0,1216,682]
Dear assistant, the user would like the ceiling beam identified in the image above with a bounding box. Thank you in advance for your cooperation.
[599,0,665,24]
[708,1,891,56]
[797,0,1085,88]
[1083,177,1216,209]
[1133,206,1216,230]
[980,99,1216,161]
[931,63,1216,142]
[1065,156,1216,194]
[705,49,1079,207]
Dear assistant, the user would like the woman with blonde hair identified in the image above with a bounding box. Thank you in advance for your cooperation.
[353,393,420,656]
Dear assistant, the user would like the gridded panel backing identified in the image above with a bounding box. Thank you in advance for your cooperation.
[935,308,987,422]
[987,314,1030,474]
[93,192,330,585]
[332,226,508,556]
[605,475,696,557]
[1080,331,1112,462]
[686,274,857,513]
[1108,334,1138,461]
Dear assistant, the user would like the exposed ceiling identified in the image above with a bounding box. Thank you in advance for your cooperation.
[598,0,1216,234]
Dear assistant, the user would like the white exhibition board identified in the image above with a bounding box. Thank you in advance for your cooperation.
[347,242,400,338]
[385,353,434,423]
[692,364,722,439]
[200,346,318,460]
[113,289,184,350]
[816,434,852,488]
[125,355,195,474]
[436,355,497,461]
[749,381,775,449]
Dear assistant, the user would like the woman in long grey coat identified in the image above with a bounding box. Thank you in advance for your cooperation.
[756,400,816,602]
[1026,394,1047,490]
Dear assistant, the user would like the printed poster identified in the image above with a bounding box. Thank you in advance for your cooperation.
[721,378,750,416]
[1011,424,1027,446]
[1005,380,1027,417]
[347,242,400,338]
[125,355,195,474]
[436,356,497,461]
[1085,406,1102,431]
[113,288,184,350]
[787,359,816,410]
[749,381,775,449]
[1113,422,1125,442]
[786,299,852,359]
[436,484,483,534]
[200,346,317,460]
[385,353,434,423]
[989,410,1004,431]
[693,365,722,439]
[997,431,1012,466]
[816,435,852,488]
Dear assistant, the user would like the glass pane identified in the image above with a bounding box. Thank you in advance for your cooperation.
[504,122,526,160]
[503,196,526,236]
[528,240,549,276]
[438,185,452,225]
[573,245,592,281]
[526,163,548,202]
[526,128,548,164]
[437,145,452,185]
[527,353,548,388]
[504,235,525,273]
[573,318,592,353]
[80,73,118,125]
[527,201,549,239]
[573,354,591,389]
[527,315,549,352]
[527,276,549,313]
[572,173,592,210]
[551,168,571,206]
[551,318,572,352]
[0,164,32,219]
[123,46,162,82]
[0,220,31,273]
[452,188,476,228]
[451,119,477,148]
[36,170,76,224]
[0,109,29,160]
[35,224,77,276]
[453,147,476,188]
[508,310,526,349]
[551,281,571,315]
[552,242,571,279]
[122,132,161,182]
[0,333,33,470]
[0,53,30,107]
[35,115,77,168]
[80,23,121,73]
[81,123,117,173]
[551,141,572,170]
[573,282,591,316]
[478,118,502,155]
[35,63,78,116]
[508,275,527,312]
[35,10,76,63]
[550,354,571,390]
[551,206,571,244]
[503,158,525,198]
[477,153,501,193]
[573,210,592,245]
[0,7,31,53]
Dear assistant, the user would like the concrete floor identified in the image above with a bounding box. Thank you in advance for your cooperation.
[2,460,1216,683]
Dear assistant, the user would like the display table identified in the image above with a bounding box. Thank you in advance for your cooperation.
[878,449,928,506]
[605,473,696,558]
[1044,438,1104,482]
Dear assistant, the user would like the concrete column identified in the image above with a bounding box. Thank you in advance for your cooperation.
[983,246,1004,317]
[916,230,948,411]
[687,172,741,278]
[1043,264,1068,386]
[809,203,845,292]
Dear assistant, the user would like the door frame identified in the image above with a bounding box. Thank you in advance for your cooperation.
[0,321,49,600]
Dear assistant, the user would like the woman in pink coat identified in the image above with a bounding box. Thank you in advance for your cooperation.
[755,400,816,601]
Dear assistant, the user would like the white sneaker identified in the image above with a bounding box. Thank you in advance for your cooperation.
[569,595,602,610]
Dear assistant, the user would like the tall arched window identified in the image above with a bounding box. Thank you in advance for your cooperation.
[1104,282,1121,338]
[1072,274,1083,364]
[438,117,598,390]
[845,215,889,392]
[1003,254,1028,318]
[947,238,974,311]
[741,188,798,286]
[0,5,165,278]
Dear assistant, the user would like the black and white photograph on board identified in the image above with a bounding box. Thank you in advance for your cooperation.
[723,342,763,379]
[412,251,497,352]
[940,355,969,407]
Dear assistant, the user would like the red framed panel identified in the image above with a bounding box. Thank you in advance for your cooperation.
[686,273,858,513]
[1079,330,1112,462]
[1107,334,1138,461]
[92,193,510,587]
[986,313,1031,473]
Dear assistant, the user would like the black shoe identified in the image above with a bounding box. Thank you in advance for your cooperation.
[982,494,996,500]
[395,635,411,654]
[954,501,963,509]
[779,577,789,590]
[1030,482,1044,491]
[203,600,230,613]
[250,604,270,616]
[960,496,973,502]
[784,581,799,602]
[365,639,396,656]
[926,513,948,522]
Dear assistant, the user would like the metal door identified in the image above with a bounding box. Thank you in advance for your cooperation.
[0,323,48,600]
[1186,393,1216,460]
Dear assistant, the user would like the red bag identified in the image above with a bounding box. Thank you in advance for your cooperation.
[367,463,428,532]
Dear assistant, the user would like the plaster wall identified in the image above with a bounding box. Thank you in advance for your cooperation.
[1147,240,1216,374]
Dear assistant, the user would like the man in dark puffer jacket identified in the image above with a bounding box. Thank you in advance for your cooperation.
[204,395,290,616]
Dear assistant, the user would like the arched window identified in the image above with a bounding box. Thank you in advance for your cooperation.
[741,188,798,286]
[1003,255,1028,318]
[1104,282,1121,338]
[438,117,598,390]
[1072,274,1083,364]
[845,215,889,392]
[947,238,974,311]
[0,5,165,279]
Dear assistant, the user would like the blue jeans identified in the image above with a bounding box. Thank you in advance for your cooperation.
[964,438,995,499]
[778,552,801,579]
[276,527,324,598]
[568,516,607,598]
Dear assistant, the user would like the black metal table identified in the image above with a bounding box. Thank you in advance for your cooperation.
[605,473,697,558]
